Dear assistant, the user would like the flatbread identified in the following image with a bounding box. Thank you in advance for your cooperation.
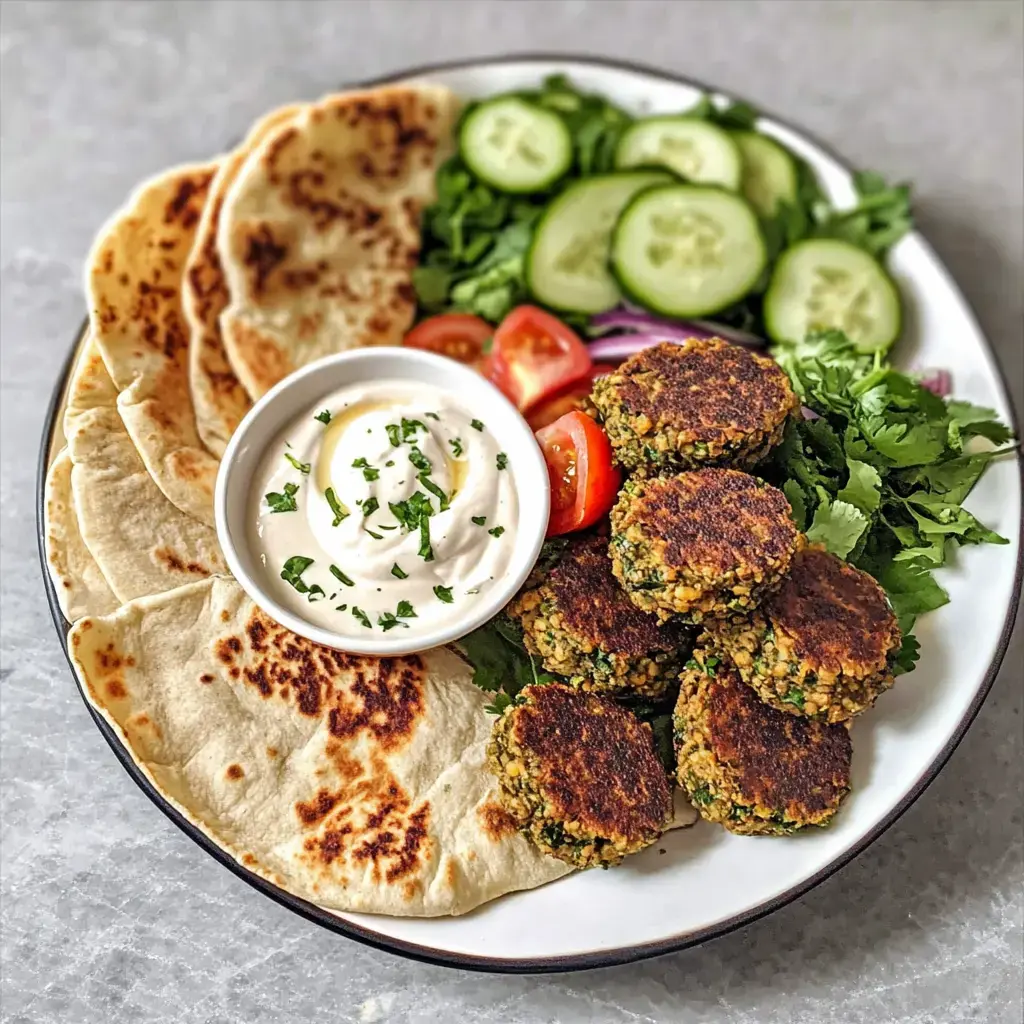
[43,448,119,621]
[217,84,458,399]
[63,338,227,603]
[184,105,304,457]
[87,162,221,526]
[69,576,570,917]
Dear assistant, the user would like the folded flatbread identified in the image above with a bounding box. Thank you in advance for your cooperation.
[217,84,458,399]
[69,576,570,916]
[63,338,226,603]
[86,162,221,526]
[183,105,304,457]
[43,447,119,621]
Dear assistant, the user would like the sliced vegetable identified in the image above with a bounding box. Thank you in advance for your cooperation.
[485,305,592,411]
[460,97,573,194]
[589,308,765,348]
[763,238,901,353]
[732,131,798,217]
[615,116,742,190]
[610,184,767,318]
[526,363,614,431]
[536,411,621,536]
[404,313,493,367]
[525,171,672,314]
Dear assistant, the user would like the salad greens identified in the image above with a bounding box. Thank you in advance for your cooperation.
[414,74,913,341]
[769,330,1014,671]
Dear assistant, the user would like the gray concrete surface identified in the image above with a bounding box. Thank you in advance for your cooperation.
[1,2,1021,1021]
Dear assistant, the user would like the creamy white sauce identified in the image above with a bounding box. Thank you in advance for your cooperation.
[249,380,518,639]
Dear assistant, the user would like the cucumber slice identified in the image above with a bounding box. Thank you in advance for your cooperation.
[460,97,572,194]
[764,238,902,353]
[615,117,742,190]
[526,171,673,314]
[733,131,798,217]
[610,184,767,317]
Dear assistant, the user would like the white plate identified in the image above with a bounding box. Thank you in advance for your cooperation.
[42,56,1021,972]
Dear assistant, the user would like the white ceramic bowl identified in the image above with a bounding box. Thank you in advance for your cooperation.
[214,347,551,657]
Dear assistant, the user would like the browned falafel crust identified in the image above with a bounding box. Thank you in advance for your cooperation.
[707,546,902,722]
[589,339,798,471]
[508,532,690,697]
[487,683,672,867]
[674,651,852,835]
[609,469,802,621]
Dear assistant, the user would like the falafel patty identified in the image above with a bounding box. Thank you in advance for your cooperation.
[705,546,902,723]
[609,469,802,622]
[487,683,672,867]
[508,532,691,698]
[589,339,798,472]
[674,647,852,835]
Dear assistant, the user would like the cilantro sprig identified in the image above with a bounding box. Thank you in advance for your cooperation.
[767,330,1015,673]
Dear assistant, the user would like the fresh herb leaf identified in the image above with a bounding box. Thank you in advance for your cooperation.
[402,418,427,441]
[805,496,869,559]
[433,585,454,603]
[352,457,380,482]
[361,496,379,518]
[488,525,505,538]
[425,412,440,421]
[284,453,311,475]
[364,528,383,540]
[351,607,372,629]
[471,515,487,526]
[418,517,434,562]
[396,600,417,618]
[390,563,408,580]
[306,584,325,603]
[449,437,464,458]
[329,565,354,587]
[836,458,882,515]
[496,452,508,470]
[419,473,449,511]
[324,486,348,526]
[315,409,331,424]
[385,423,402,447]
[408,446,432,473]
[334,604,348,612]
[280,555,314,593]
[265,481,299,513]
[470,419,484,431]
[377,611,408,631]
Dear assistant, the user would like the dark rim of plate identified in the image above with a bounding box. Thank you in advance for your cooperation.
[36,53,1024,975]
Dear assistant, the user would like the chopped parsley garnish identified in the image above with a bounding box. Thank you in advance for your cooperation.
[425,412,440,421]
[284,452,310,475]
[496,452,508,471]
[408,446,432,473]
[377,611,408,631]
[470,419,484,431]
[488,525,505,538]
[306,584,325,603]
[471,515,487,526]
[314,409,331,424]
[334,604,348,612]
[324,486,348,526]
[361,496,379,518]
[352,457,379,482]
[419,517,434,562]
[385,423,402,447]
[385,460,395,467]
[396,600,417,618]
[265,481,299,513]
[389,491,434,530]
[364,528,383,540]
[449,437,464,458]
[280,555,314,593]
[329,565,354,587]
[433,585,454,603]
[351,606,372,629]
[391,563,408,579]
[419,474,449,511]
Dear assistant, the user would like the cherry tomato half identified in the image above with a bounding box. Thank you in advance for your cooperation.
[404,313,493,368]
[535,410,621,537]
[526,363,616,431]
[485,306,592,412]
